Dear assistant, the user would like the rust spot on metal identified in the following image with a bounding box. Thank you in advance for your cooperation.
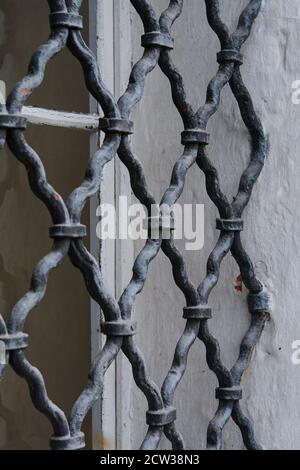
[234,273,243,293]
[21,88,30,97]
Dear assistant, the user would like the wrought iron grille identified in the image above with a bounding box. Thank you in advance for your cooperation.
[0,0,271,451]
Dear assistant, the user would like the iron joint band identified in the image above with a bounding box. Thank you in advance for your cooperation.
[216,219,244,232]
[49,13,83,30]
[101,320,137,337]
[183,305,212,320]
[146,215,175,240]
[0,333,29,351]
[181,129,210,145]
[49,224,87,239]
[50,432,85,451]
[247,291,270,314]
[217,49,243,65]
[216,386,242,401]
[99,118,133,135]
[0,114,27,129]
[146,407,176,426]
[141,32,174,49]
[147,215,175,230]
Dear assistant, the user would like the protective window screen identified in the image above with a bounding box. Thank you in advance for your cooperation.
[0,0,270,451]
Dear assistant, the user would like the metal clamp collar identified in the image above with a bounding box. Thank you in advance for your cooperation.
[0,114,27,129]
[216,219,244,232]
[181,129,210,145]
[50,432,85,450]
[146,407,176,426]
[101,320,137,337]
[183,305,212,320]
[217,49,243,65]
[49,13,83,30]
[146,215,175,237]
[216,386,242,401]
[248,290,270,314]
[49,224,87,239]
[0,332,29,351]
[141,32,174,49]
[99,118,133,135]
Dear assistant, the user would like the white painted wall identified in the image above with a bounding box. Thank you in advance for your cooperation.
[114,0,300,450]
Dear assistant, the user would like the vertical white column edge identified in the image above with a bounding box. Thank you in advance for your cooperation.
[89,0,116,450]
[113,0,135,451]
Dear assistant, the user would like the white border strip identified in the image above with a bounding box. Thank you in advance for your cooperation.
[89,0,116,450]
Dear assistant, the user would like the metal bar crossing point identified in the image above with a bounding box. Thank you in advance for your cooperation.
[0,0,270,451]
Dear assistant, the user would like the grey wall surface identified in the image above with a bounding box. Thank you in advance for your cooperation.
[124,0,300,450]
[0,1,91,449]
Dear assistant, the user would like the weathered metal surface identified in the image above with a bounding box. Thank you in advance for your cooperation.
[0,0,270,451]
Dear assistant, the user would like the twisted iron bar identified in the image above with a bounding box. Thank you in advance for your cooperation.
[0,0,270,450]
